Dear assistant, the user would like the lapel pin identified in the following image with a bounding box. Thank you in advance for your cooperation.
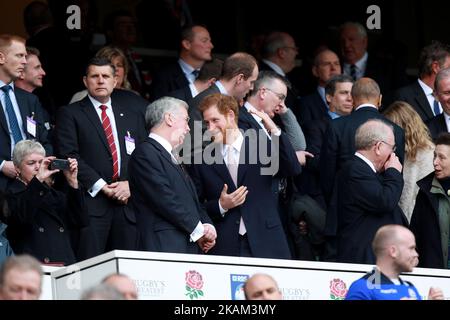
[120,113,124,117]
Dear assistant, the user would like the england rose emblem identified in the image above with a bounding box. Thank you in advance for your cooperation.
[185,270,204,299]
[330,278,348,300]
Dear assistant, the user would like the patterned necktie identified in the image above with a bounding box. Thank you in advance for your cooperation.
[433,98,441,116]
[99,105,119,181]
[226,145,246,235]
[350,64,358,81]
[1,85,23,144]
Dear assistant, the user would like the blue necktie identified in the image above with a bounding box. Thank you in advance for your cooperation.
[1,85,23,144]
[433,99,441,116]
[192,69,200,79]
[350,64,358,81]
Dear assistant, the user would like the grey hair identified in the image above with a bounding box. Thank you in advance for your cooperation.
[355,119,393,151]
[340,21,367,38]
[0,254,43,290]
[12,140,45,167]
[435,67,450,93]
[261,31,290,59]
[81,283,125,300]
[248,70,290,97]
[145,96,189,129]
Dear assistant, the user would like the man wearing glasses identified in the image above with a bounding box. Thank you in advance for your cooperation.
[336,119,407,264]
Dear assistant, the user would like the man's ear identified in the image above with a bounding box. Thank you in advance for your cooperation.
[431,60,440,75]
[235,74,244,85]
[312,65,319,78]
[378,94,383,107]
[181,39,191,51]
[0,51,5,65]
[326,93,332,105]
[82,76,88,88]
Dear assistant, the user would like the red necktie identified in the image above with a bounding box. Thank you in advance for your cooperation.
[100,105,119,181]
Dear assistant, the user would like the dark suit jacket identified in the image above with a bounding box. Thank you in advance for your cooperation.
[0,87,52,191]
[111,88,149,119]
[337,156,406,264]
[259,61,301,120]
[364,55,409,104]
[189,133,301,259]
[128,137,212,254]
[426,113,447,140]
[298,90,329,125]
[320,106,405,205]
[410,172,446,269]
[3,177,88,265]
[297,115,331,208]
[168,85,193,102]
[149,62,189,102]
[55,96,147,220]
[393,80,434,122]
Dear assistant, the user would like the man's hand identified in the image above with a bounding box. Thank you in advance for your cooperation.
[428,287,444,300]
[203,224,217,242]
[384,152,402,172]
[197,237,216,253]
[63,158,79,189]
[110,181,131,204]
[101,184,116,198]
[2,161,18,178]
[274,102,288,115]
[248,107,278,133]
[219,184,248,210]
[296,150,314,166]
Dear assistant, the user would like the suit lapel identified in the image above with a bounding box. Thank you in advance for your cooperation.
[237,137,250,185]
[14,89,30,138]
[206,144,236,189]
[0,101,10,137]
[80,97,110,152]
[413,81,434,120]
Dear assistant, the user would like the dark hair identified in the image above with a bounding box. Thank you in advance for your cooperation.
[435,132,450,146]
[23,1,52,35]
[325,74,354,96]
[26,46,40,57]
[249,70,290,97]
[418,41,450,77]
[85,57,116,76]
[197,58,224,82]
[104,9,134,32]
[221,52,257,81]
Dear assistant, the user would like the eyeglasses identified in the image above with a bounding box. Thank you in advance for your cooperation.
[380,140,396,152]
[263,87,286,102]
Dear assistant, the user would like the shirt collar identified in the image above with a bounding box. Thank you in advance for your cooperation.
[355,152,377,173]
[317,86,328,106]
[221,132,244,156]
[328,110,340,119]
[344,51,368,72]
[149,132,173,155]
[215,81,229,95]
[262,59,285,77]
[178,58,195,74]
[418,78,434,96]
[244,102,263,123]
[355,103,378,111]
[88,94,112,110]
[0,80,14,90]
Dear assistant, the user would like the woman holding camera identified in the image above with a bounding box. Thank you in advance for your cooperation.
[1,140,88,265]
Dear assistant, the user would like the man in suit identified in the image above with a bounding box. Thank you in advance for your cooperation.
[149,25,214,101]
[259,31,301,117]
[394,41,450,123]
[56,57,148,259]
[339,22,408,103]
[186,52,258,155]
[427,67,450,139]
[0,34,52,191]
[168,58,223,102]
[298,49,342,125]
[337,119,406,264]
[319,77,405,261]
[128,96,216,254]
[300,74,354,209]
[189,93,301,259]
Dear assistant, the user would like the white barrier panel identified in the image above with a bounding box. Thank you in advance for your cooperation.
[51,250,450,300]
[41,266,61,300]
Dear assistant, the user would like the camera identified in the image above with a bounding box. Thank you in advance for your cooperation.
[49,159,70,171]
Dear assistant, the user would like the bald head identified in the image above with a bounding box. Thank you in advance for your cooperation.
[102,274,138,300]
[351,77,381,108]
[244,273,282,300]
[372,225,412,257]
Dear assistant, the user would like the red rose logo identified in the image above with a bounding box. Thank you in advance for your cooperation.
[185,270,204,299]
[330,278,348,300]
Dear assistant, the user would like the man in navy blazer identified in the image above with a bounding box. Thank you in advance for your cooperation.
[189,93,301,259]
[128,96,216,254]
[56,58,148,259]
[427,67,450,139]
[0,34,52,192]
[337,119,406,264]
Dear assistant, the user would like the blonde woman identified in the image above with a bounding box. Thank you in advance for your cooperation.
[383,101,434,221]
